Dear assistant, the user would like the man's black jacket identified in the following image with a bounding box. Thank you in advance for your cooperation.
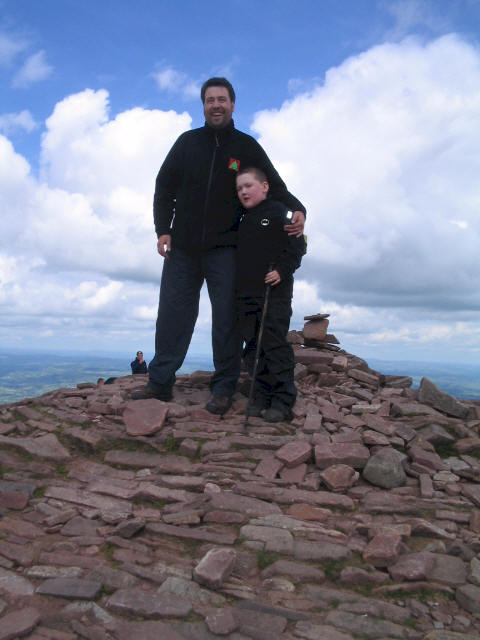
[236,198,306,299]
[153,120,306,251]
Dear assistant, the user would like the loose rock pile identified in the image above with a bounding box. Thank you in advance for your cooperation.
[0,314,479,639]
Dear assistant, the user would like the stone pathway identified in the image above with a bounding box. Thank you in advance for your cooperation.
[0,330,479,638]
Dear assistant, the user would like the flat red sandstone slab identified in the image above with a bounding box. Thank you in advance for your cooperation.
[123,399,168,436]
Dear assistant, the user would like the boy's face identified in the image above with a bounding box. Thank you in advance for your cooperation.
[236,172,269,208]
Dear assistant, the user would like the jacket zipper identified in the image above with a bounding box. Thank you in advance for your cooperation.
[201,133,219,247]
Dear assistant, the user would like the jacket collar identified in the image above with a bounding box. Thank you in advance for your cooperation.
[204,119,235,140]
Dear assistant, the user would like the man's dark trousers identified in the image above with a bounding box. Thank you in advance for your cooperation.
[148,246,241,397]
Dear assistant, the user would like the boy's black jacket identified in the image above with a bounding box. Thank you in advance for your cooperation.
[236,198,306,298]
[153,120,306,251]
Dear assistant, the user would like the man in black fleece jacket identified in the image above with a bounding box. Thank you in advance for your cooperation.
[236,167,306,422]
[132,77,306,414]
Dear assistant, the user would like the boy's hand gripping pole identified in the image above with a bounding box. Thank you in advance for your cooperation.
[244,278,272,429]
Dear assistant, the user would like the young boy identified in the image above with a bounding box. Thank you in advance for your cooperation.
[235,167,306,423]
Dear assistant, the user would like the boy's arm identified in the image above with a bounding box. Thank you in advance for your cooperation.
[251,140,306,215]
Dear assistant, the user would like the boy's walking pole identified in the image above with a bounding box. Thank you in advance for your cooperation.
[244,280,272,429]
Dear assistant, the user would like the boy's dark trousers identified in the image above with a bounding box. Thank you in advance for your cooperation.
[238,296,297,410]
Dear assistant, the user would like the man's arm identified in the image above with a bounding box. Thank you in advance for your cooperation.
[153,133,185,238]
[274,231,307,284]
[250,139,306,236]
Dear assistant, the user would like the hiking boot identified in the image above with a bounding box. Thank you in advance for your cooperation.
[246,398,268,418]
[263,407,291,423]
[205,394,232,415]
[246,404,264,418]
[130,385,172,402]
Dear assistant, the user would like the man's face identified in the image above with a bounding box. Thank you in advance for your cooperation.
[203,86,234,129]
[236,172,269,209]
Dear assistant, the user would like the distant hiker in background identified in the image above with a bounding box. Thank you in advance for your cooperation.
[131,76,306,415]
[131,351,148,374]
[235,167,306,423]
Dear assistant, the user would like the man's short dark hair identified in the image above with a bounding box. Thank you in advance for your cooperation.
[237,166,268,184]
[201,77,236,103]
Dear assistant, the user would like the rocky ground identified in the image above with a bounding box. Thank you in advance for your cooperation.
[0,321,480,639]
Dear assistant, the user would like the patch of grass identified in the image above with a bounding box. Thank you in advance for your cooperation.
[321,559,345,581]
[102,542,116,561]
[106,437,158,453]
[467,448,480,460]
[383,588,454,603]
[0,464,15,480]
[164,434,179,452]
[404,617,417,629]
[351,583,375,598]
[256,550,276,570]
[33,486,46,498]
[435,442,456,458]
[178,537,203,556]
[417,588,454,603]
[56,464,69,476]
[132,497,166,510]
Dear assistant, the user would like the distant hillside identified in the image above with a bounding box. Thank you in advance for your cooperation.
[0,352,213,404]
[0,351,478,404]
[368,358,480,400]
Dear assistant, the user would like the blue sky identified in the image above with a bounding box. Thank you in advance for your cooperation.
[1,0,480,365]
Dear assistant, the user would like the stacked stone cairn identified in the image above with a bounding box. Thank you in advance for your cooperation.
[0,313,479,639]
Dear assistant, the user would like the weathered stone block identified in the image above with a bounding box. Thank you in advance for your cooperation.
[36,578,102,600]
[294,349,334,366]
[347,369,379,387]
[314,443,370,470]
[107,587,192,617]
[456,583,480,614]
[275,441,312,467]
[0,607,41,640]
[123,399,168,436]
[418,377,469,419]
[388,552,435,581]
[320,464,359,492]
[362,448,407,489]
[193,547,236,589]
[362,533,402,567]
[303,319,329,341]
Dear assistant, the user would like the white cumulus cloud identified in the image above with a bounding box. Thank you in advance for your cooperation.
[12,49,53,88]
[0,30,28,66]
[152,65,200,100]
[1,35,480,363]
[253,34,480,317]
[0,110,37,134]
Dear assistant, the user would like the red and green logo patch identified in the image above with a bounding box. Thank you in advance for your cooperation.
[228,158,240,171]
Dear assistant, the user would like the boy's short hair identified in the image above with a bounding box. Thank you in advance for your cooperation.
[201,77,236,103]
[236,166,268,184]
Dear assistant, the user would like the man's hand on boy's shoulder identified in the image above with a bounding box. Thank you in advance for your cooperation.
[284,211,305,237]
